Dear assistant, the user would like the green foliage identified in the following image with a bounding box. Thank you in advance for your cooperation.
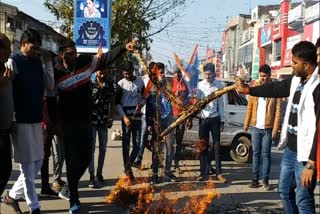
[44,0,187,49]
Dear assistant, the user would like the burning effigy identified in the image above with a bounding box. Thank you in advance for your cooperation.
[105,176,220,214]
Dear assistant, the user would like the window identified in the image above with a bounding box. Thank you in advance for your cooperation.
[227,90,248,106]
[273,39,282,61]
[16,20,23,30]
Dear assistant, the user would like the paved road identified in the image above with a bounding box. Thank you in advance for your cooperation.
[1,120,319,213]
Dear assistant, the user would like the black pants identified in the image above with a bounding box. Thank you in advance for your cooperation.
[63,123,92,204]
[198,117,222,175]
[173,115,186,167]
[0,134,12,196]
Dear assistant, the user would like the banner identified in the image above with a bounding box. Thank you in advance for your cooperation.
[74,0,111,53]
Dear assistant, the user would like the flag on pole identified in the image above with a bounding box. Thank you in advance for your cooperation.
[174,52,191,82]
[174,45,200,97]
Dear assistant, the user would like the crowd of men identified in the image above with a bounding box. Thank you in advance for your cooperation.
[0,28,319,214]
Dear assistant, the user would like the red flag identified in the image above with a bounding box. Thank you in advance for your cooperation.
[174,52,191,81]
[142,80,153,99]
[188,44,199,66]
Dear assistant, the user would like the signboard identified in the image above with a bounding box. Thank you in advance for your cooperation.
[272,11,281,40]
[288,5,302,24]
[74,0,112,53]
[303,20,320,44]
[283,34,301,66]
[261,23,272,46]
[305,3,320,24]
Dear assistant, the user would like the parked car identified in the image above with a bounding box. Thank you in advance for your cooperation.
[181,79,252,163]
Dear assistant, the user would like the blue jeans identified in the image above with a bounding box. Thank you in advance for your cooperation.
[88,125,108,177]
[198,117,221,176]
[136,115,147,163]
[279,148,316,214]
[251,127,272,181]
[121,119,141,171]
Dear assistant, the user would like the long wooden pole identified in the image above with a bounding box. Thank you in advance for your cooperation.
[160,84,236,138]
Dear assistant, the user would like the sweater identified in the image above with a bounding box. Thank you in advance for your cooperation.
[55,46,126,124]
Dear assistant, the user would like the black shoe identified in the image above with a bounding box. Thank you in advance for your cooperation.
[197,176,205,181]
[164,172,178,182]
[263,180,272,191]
[88,176,96,188]
[30,208,41,214]
[209,167,216,175]
[2,191,22,214]
[125,169,135,181]
[150,175,160,185]
[248,179,260,188]
[96,174,104,183]
[40,187,58,197]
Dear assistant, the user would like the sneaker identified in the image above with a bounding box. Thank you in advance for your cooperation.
[41,187,58,197]
[69,203,80,214]
[125,169,135,181]
[248,179,260,188]
[96,174,104,183]
[132,161,142,170]
[150,175,160,185]
[164,172,178,182]
[88,176,96,188]
[59,185,70,201]
[30,208,41,214]
[2,191,22,214]
[263,180,272,191]
[197,176,205,181]
[217,175,227,184]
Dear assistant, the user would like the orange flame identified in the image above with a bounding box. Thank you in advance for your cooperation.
[106,175,220,214]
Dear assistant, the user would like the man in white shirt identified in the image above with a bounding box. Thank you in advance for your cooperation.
[197,63,226,183]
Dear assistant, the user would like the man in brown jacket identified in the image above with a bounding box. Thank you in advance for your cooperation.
[244,64,281,190]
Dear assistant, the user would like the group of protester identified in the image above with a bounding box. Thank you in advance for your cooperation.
[0,27,319,214]
[0,28,135,214]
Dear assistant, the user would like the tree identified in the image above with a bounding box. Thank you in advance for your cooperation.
[44,0,188,49]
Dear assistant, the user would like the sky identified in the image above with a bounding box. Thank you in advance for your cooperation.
[1,0,302,67]
[148,0,301,67]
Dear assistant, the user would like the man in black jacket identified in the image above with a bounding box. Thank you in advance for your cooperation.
[236,41,319,214]
[55,40,136,214]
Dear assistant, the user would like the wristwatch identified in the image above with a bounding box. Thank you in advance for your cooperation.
[305,162,316,170]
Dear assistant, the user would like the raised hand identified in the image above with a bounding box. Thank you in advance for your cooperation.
[235,78,249,94]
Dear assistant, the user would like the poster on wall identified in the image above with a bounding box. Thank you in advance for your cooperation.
[74,0,112,53]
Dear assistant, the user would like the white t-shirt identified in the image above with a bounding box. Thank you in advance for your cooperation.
[255,97,267,129]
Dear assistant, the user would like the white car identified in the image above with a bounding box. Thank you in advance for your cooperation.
[182,79,252,163]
